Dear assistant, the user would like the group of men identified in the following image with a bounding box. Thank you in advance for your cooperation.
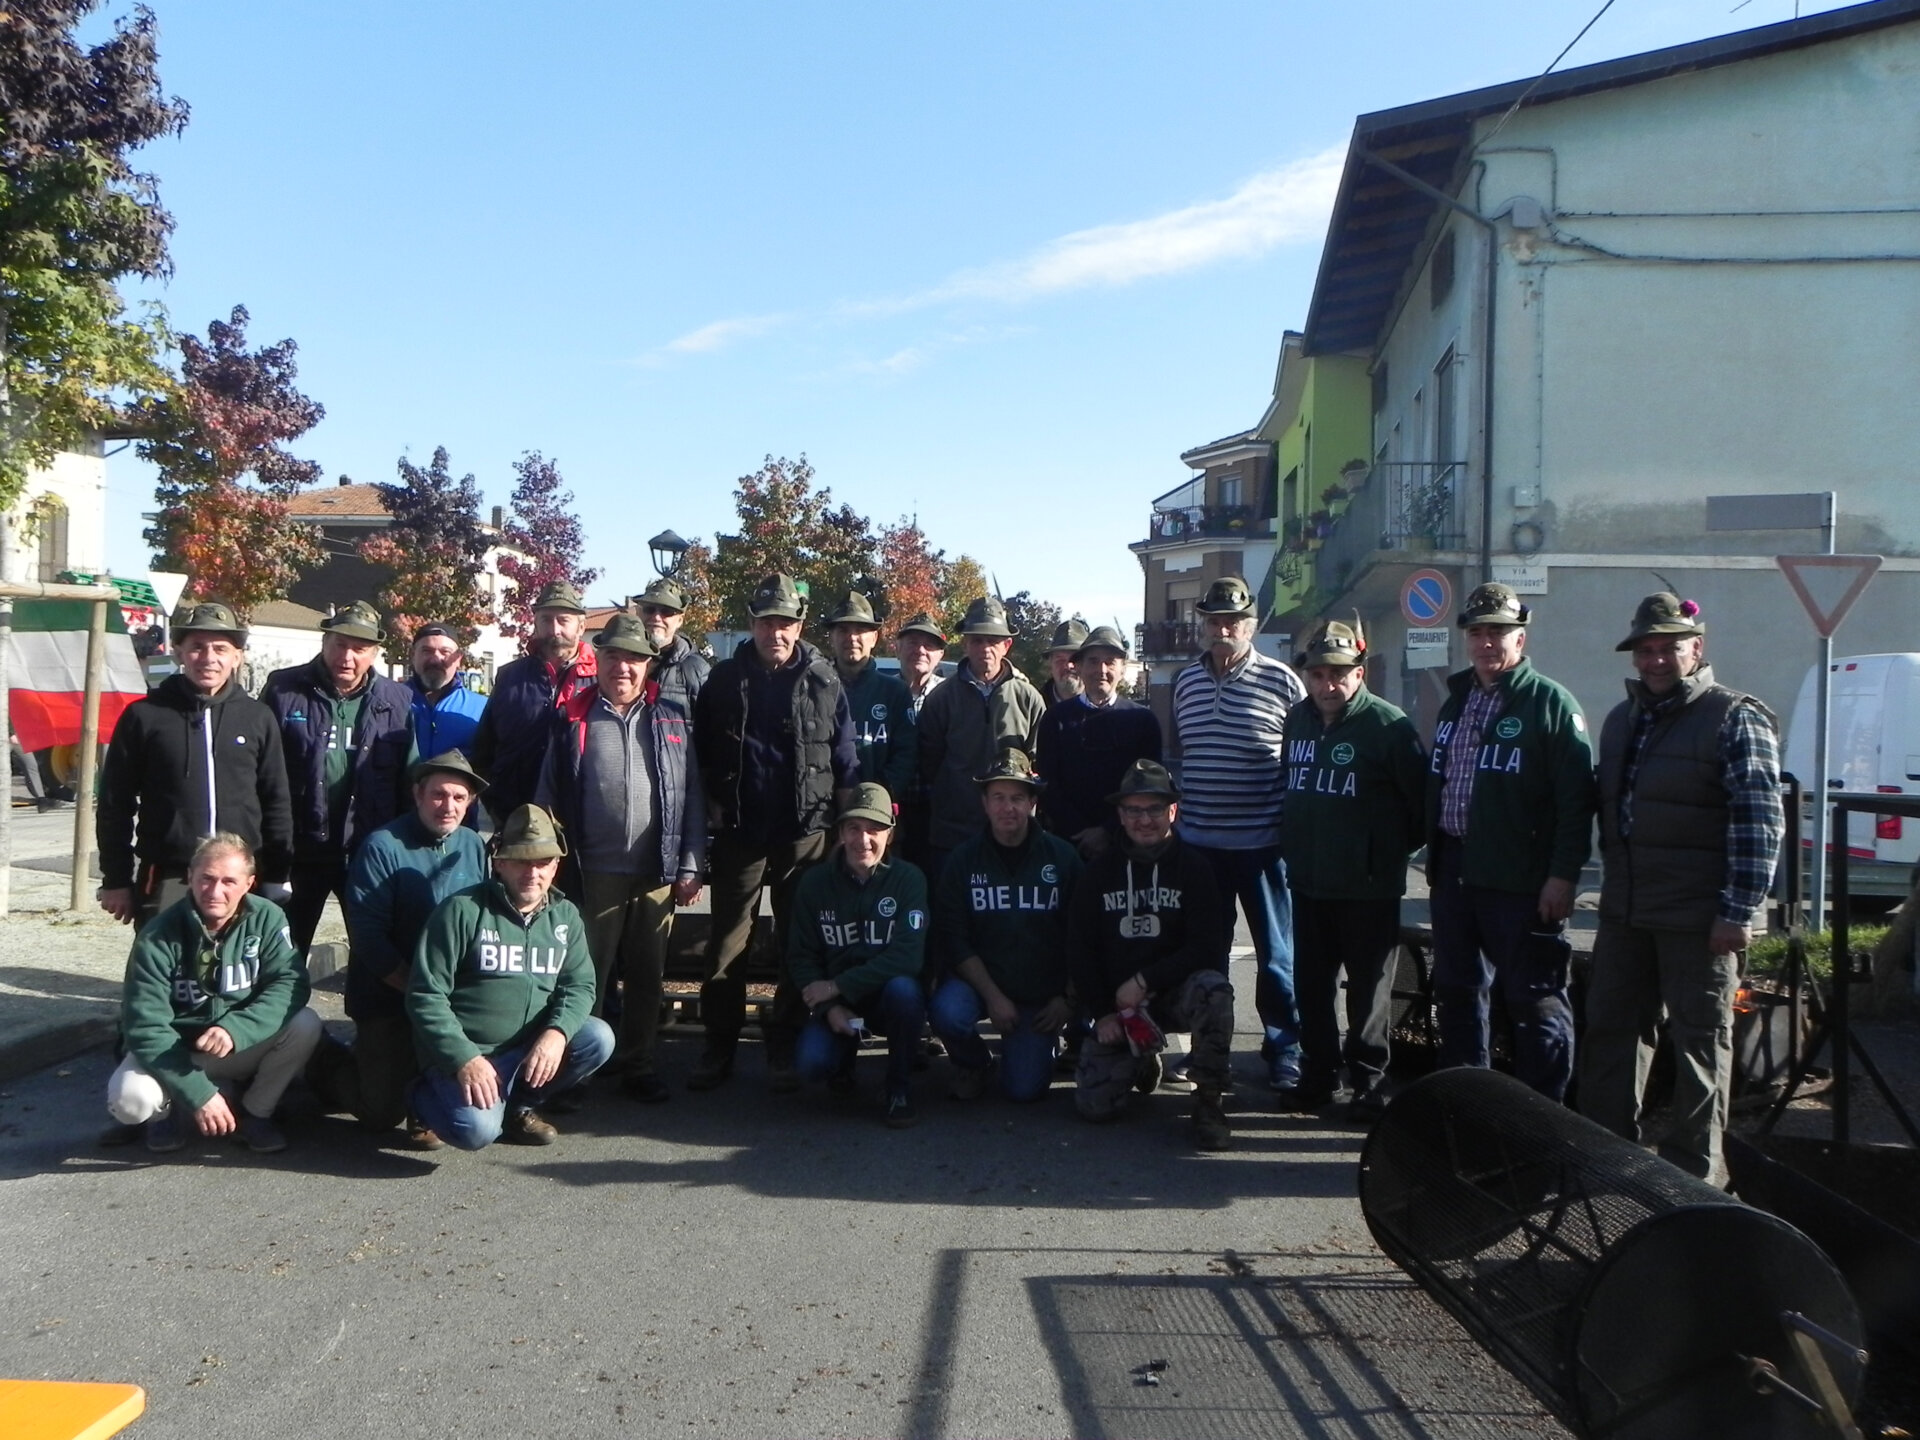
[93,560,1782,1181]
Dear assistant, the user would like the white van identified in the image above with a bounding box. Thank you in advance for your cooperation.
[1782,653,1920,908]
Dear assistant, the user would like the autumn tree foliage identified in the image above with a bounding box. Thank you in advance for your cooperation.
[936,553,990,635]
[494,450,601,637]
[139,306,325,617]
[0,2,187,506]
[359,446,491,660]
[873,518,944,627]
[709,455,878,627]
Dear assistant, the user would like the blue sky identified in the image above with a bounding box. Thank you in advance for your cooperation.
[101,0,1848,628]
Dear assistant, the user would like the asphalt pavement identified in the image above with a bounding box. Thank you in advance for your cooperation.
[0,796,1567,1439]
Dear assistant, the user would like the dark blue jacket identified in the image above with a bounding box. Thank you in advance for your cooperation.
[262,659,415,862]
[469,647,597,825]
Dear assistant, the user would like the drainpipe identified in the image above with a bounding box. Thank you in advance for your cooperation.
[1355,150,1500,584]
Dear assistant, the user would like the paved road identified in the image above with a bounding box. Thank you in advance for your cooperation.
[0,960,1560,1440]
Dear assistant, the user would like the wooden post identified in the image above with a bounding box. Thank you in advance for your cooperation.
[70,596,109,912]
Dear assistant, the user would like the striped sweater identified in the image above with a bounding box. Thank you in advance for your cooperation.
[1170,648,1305,850]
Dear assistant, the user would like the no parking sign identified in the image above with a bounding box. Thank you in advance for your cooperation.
[1400,569,1452,627]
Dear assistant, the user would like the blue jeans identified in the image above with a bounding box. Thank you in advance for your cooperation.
[928,977,1060,1103]
[1428,838,1574,1101]
[411,1018,615,1150]
[796,976,927,1092]
[1189,843,1298,1053]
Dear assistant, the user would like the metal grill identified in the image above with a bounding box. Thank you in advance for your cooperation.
[1359,1068,1865,1439]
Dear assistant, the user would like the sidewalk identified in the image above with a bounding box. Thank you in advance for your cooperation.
[0,800,352,1081]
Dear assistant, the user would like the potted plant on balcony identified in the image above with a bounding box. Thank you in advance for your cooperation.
[1406,475,1453,551]
[1320,483,1348,508]
[1307,508,1334,542]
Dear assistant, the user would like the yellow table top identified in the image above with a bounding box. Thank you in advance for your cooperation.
[0,1379,146,1440]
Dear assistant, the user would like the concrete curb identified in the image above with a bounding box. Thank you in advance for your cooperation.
[0,1013,118,1084]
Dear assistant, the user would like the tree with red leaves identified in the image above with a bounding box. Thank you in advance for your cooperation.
[359,446,491,660]
[139,306,325,617]
[494,450,601,637]
[873,517,944,627]
[708,455,877,627]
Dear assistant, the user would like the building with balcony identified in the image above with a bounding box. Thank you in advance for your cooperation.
[1293,0,1920,735]
[1128,429,1277,733]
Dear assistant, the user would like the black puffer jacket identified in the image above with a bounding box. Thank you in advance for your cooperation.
[96,674,294,886]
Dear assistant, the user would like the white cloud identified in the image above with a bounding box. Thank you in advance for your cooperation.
[639,311,790,365]
[650,145,1345,364]
[930,145,1347,303]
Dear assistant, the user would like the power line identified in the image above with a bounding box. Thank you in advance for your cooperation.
[1476,0,1620,153]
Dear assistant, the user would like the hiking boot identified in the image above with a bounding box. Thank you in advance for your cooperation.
[620,1073,671,1104]
[1193,1088,1232,1151]
[685,1052,733,1091]
[144,1111,186,1154]
[98,1120,143,1147]
[406,1114,445,1150]
[885,1086,918,1129]
[1266,1048,1304,1094]
[236,1111,288,1154]
[1278,1082,1337,1114]
[504,1107,558,1146]
[950,1062,992,1101]
[1346,1088,1390,1124]
[1132,1053,1163,1095]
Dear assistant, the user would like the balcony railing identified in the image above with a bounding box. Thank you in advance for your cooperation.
[1139,620,1202,657]
[1311,460,1469,584]
[1142,504,1273,545]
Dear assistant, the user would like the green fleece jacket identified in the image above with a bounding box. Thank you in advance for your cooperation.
[120,894,311,1110]
[1425,659,1597,894]
[1279,688,1427,900]
[788,852,928,1008]
[935,825,1083,1003]
[408,880,596,1075]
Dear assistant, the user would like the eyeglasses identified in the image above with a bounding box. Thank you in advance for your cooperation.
[1117,802,1171,819]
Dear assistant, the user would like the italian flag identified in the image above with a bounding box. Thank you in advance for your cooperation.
[6,599,149,752]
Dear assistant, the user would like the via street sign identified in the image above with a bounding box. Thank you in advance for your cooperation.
[1776,554,1882,638]
[1401,569,1451,627]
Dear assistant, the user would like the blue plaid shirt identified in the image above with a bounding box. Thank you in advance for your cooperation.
[1620,686,1784,926]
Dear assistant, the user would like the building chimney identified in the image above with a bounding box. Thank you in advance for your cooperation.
[491,505,504,529]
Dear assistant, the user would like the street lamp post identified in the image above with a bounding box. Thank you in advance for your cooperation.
[647,529,689,579]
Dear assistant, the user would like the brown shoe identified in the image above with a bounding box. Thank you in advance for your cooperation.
[406,1115,445,1151]
[504,1107,558,1146]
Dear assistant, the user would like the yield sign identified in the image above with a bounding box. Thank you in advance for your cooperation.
[1775,554,1882,637]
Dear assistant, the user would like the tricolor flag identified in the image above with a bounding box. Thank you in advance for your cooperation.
[6,599,149,752]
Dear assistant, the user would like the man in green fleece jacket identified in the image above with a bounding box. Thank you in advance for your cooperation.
[407,805,613,1149]
[930,748,1082,1102]
[1279,618,1427,1119]
[105,833,321,1155]
[790,783,930,1127]
[1425,583,1597,1100]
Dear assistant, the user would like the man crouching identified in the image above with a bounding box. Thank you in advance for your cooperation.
[407,805,613,1149]
[105,833,322,1155]
[1068,760,1235,1149]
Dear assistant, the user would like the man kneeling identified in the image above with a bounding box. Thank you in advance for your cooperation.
[105,833,321,1155]
[1068,760,1234,1149]
[408,805,612,1149]
[930,748,1080,1102]
[790,784,929,1127]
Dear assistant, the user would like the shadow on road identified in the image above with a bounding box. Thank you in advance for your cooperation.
[903,1246,1563,1439]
